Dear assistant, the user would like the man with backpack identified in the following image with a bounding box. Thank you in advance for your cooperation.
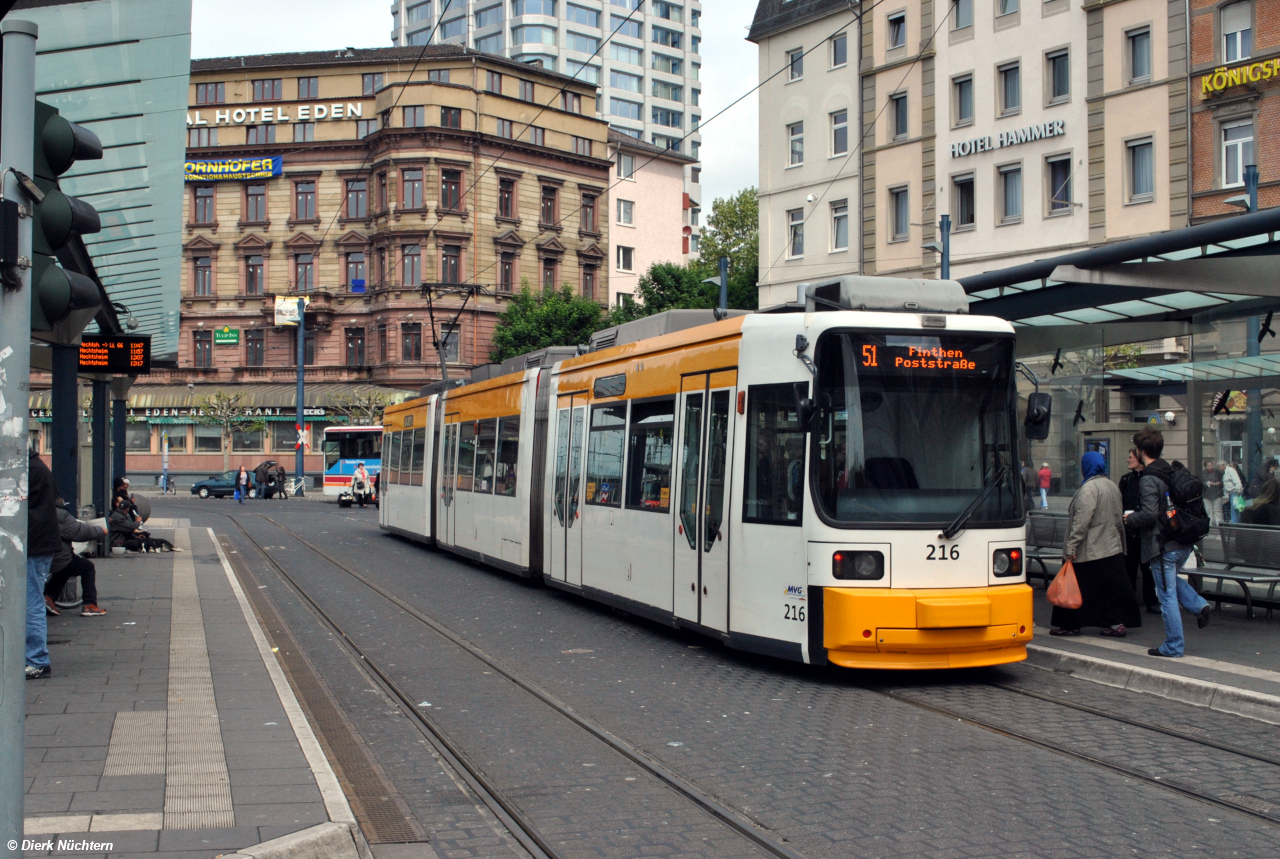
[1125,427,1211,658]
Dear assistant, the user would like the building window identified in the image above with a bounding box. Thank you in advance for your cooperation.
[294,253,314,291]
[788,122,804,166]
[402,168,424,209]
[953,0,972,29]
[1128,138,1154,202]
[953,174,975,229]
[652,25,681,49]
[561,92,582,114]
[572,136,592,156]
[1047,50,1069,103]
[193,186,215,224]
[404,105,426,127]
[362,73,384,96]
[246,329,265,366]
[519,79,535,101]
[195,82,225,104]
[195,425,221,453]
[529,126,545,146]
[496,118,513,139]
[298,76,318,99]
[582,264,596,299]
[403,244,421,286]
[245,184,266,222]
[243,124,273,145]
[295,180,317,220]
[954,75,974,126]
[832,32,847,67]
[787,208,804,257]
[477,32,503,53]
[499,178,516,218]
[653,0,681,21]
[1128,28,1151,83]
[441,169,462,210]
[346,252,366,289]
[612,98,642,121]
[440,16,466,38]
[831,201,848,251]
[194,330,212,368]
[251,78,282,101]
[611,43,642,65]
[999,164,1022,223]
[356,119,378,138]
[440,323,460,364]
[542,258,557,289]
[1223,2,1252,63]
[617,153,635,179]
[887,13,906,49]
[246,255,264,295]
[499,252,515,292]
[998,0,1017,15]
[831,110,848,155]
[346,179,367,218]
[427,69,450,83]
[193,256,213,296]
[541,186,558,225]
[188,128,218,147]
[617,198,634,225]
[651,53,682,75]
[485,70,502,93]
[612,14,641,38]
[891,93,908,138]
[787,48,803,81]
[345,328,365,367]
[441,245,461,284]
[378,173,388,210]
[293,329,315,365]
[402,323,422,361]
[376,323,388,364]
[1047,155,1073,212]
[999,62,1021,116]
[1222,120,1254,188]
[617,245,634,272]
[890,186,909,241]
[582,194,598,232]
[440,107,461,128]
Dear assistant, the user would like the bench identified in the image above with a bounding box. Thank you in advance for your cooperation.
[1025,512,1069,588]
[1192,524,1280,619]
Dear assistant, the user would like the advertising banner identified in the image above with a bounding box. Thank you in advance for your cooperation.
[213,326,239,344]
[274,295,309,326]
[184,156,282,182]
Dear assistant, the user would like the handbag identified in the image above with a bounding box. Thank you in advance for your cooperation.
[1233,494,1247,512]
[1047,558,1083,609]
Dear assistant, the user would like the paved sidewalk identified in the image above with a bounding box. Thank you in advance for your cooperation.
[22,526,359,858]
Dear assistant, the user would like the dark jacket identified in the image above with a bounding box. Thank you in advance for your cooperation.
[28,451,61,558]
[108,508,142,543]
[1241,502,1280,527]
[53,507,101,572]
[1125,459,1190,563]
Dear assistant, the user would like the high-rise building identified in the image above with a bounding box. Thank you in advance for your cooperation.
[388,0,703,212]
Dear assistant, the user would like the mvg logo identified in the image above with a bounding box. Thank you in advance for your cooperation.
[785,585,806,600]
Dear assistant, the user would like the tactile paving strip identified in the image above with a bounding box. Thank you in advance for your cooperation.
[103,711,166,776]
[163,529,235,829]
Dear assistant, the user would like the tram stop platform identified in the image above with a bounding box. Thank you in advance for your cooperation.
[1028,570,1280,725]
[21,523,382,859]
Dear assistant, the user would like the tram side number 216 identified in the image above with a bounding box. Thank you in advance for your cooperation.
[926,544,959,561]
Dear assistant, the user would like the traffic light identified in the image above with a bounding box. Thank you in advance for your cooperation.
[30,99,103,332]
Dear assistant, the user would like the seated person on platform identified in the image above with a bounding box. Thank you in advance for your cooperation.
[45,499,108,617]
[109,495,177,552]
[1241,478,1280,527]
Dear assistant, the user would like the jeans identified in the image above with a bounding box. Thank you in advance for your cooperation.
[26,554,53,669]
[1152,547,1209,657]
[1039,488,1048,508]
[1228,492,1242,523]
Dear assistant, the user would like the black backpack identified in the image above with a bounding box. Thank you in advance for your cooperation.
[1156,463,1211,545]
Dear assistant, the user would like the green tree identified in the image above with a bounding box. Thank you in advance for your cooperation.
[329,387,396,426]
[194,390,267,473]
[489,281,605,362]
[604,259,759,326]
[697,187,759,284]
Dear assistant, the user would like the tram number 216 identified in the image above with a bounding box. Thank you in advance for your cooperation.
[926,544,960,561]
[784,604,807,622]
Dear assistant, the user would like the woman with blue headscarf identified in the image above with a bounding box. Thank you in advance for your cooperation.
[1050,451,1142,636]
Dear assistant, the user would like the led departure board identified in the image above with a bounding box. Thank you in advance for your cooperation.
[79,334,151,374]
[852,334,1004,375]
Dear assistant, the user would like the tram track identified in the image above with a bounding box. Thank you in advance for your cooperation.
[219,510,808,859]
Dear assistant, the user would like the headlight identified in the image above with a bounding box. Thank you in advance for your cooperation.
[993,548,1022,578]
[833,550,884,580]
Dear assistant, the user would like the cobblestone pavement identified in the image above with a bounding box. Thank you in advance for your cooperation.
[175,497,1280,858]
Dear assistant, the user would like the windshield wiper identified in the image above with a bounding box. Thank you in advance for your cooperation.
[941,465,1009,541]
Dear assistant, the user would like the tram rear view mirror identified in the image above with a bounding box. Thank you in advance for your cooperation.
[793,382,817,432]
[1024,392,1052,440]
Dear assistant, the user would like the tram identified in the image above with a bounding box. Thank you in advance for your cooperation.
[380,277,1048,669]
[322,425,383,496]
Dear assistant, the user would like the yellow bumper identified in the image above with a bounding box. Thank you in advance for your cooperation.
[824,584,1033,670]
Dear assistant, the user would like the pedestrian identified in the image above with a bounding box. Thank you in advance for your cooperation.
[1118,448,1160,613]
[236,465,250,504]
[1020,460,1036,510]
[1037,462,1052,509]
[1049,451,1141,637]
[26,449,59,679]
[1221,460,1244,523]
[1201,458,1223,527]
[1125,427,1211,658]
[351,462,371,507]
[1241,478,1280,527]
[45,499,108,617]
[1245,458,1279,500]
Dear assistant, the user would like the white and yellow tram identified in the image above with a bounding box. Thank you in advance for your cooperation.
[380,278,1041,669]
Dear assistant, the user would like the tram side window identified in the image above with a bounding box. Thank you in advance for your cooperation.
[744,384,806,525]
[457,421,476,490]
[410,428,426,486]
[495,416,519,497]
[586,404,626,507]
[625,399,674,512]
[382,432,391,477]
[399,430,414,484]
[387,432,403,484]
[473,419,496,493]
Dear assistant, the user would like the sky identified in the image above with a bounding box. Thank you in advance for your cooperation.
[190,0,759,208]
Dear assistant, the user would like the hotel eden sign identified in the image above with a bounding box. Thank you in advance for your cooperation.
[951,119,1066,159]
[186,101,370,127]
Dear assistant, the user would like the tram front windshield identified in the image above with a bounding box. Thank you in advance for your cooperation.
[323,432,381,471]
[813,330,1022,526]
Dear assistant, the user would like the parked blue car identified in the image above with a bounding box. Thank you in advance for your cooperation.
[190,470,256,499]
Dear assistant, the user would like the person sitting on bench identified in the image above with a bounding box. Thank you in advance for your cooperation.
[45,499,108,617]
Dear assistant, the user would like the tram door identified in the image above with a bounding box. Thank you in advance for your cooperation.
[673,371,736,631]
[439,420,458,545]
[550,395,587,586]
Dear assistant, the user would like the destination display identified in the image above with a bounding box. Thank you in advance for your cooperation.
[79,334,151,374]
[853,334,1002,375]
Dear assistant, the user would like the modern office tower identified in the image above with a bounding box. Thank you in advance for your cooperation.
[389,0,703,215]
